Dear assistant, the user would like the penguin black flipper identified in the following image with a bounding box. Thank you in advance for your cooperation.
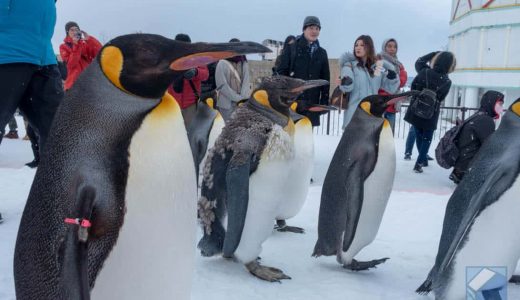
[61,184,96,300]
[222,150,255,257]
[313,108,382,256]
[419,109,520,293]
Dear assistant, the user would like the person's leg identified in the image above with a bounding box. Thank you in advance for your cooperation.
[26,65,64,150]
[404,125,416,159]
[384,112,396,135]
[416,129,434,167]
[25,125,40,168]
[0,63,35,145]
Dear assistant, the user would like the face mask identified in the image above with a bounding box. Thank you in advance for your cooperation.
[494,101,504,119]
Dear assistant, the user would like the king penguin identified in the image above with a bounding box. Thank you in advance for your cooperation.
[275,102,334,233]
[13,33,270,300]
[197,76,328,282]
[312,92,414,270]
[416,98,520,300]
[187,97,225,184]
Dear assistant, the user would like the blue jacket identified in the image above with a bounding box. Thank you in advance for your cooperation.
[0,0,57,66]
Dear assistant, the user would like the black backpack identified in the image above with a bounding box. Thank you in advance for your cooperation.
[435,112,483,169]
[408,69,449,119]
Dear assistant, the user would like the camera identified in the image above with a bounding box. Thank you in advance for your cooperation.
[76,31,83,40]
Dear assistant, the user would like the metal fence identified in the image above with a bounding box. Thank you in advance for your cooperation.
[314,104,479,139]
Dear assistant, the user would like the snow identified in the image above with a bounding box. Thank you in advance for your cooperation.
[1,119,519,299]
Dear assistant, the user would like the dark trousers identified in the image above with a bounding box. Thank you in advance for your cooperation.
[405,125,417,155]
[0,63,63,149]
[415,128,434,166]
[8,116,18,132]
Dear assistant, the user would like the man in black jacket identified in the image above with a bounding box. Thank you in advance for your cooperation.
[450,90,504,183]
[276,16,330,126]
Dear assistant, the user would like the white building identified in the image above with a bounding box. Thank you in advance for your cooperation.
[446,0,520,108]
[260,39,284,61]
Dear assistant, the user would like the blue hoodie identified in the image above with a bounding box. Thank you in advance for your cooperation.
[0,0,57,66]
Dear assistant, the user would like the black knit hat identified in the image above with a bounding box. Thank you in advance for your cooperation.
[175,33,191,43]
[65,21,79,34]
[303,16,321,31]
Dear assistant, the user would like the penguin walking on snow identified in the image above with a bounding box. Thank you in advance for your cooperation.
[197,76,328,282]
[275,102,334,233]
[313,92,414,270]
[187,96,225,183]
[13,33,269,300]
[416,98,520,300]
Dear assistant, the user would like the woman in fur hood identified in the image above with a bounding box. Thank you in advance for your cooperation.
[339,35,400,129]
[378,38,408,133]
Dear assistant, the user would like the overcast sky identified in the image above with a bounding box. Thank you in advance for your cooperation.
[53,0,452,76]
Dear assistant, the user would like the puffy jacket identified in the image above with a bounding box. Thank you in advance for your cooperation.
[60,36,102,90]
[455,91,504,173]
[167,66,209,109]
[404,51,455,131]
[339,52,399,128]
[0,0,57,66]
[276,36,330,126]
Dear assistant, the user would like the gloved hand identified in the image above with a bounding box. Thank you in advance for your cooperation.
[183,68,197,80]
[386,69,396,80]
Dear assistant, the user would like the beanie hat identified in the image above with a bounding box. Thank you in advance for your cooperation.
[175,33,191,43]
[302,16,321,31]
[65,21,79,34]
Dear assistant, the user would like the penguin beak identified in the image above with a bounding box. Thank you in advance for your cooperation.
[307,104,338,113]
[169,42,271,71]
[290,79,329,94]
[385,91,417,106]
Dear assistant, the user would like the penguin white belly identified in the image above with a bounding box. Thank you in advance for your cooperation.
[341,123,395,263]
[276,120,313,219]
[443,176,520,300]
[91,97,197,300]
[199,114,224,182]
[234,126,294,263]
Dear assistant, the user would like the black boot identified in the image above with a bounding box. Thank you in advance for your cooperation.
[413,163,423,173]
[25,141,40,168]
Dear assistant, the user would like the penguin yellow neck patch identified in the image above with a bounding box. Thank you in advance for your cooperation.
[512,102,520,116]
[383,119,390,128]
[253,90,273,109]
[284,119,295,136]
[206,98,215,109]
[150,92,181,120]
[100,46,128,92]
[360,102,372,115]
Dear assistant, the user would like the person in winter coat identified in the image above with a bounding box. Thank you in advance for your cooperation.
[339,35,400,128]
[449,91,504,183]
[404,51,456,173]
[0,0,65,223]
[272,35,296,75]
[215,38,251,122]
[276,16,330,126]
[59,21,102,90]
[167,34,209,127]
[378,38,408,133]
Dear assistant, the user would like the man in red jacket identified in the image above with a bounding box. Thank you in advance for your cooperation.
[59,21,102,90]
[167,34,209,127]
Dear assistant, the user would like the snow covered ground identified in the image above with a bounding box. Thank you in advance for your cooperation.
[1,118,519,299]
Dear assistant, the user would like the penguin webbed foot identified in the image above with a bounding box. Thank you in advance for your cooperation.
[197,232,224,257]
[509,275,520,284]
[343,258,389,271]
[245,261,291,283]
[275,220,304,234]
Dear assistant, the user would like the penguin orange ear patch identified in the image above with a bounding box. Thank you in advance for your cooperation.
[253,90,272,109]
[290,102,298,112]
[512,101,520,116]
[170,52,234,70]
[206,98,215,109]
[100,46,127,92]
[360,102,372,115]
